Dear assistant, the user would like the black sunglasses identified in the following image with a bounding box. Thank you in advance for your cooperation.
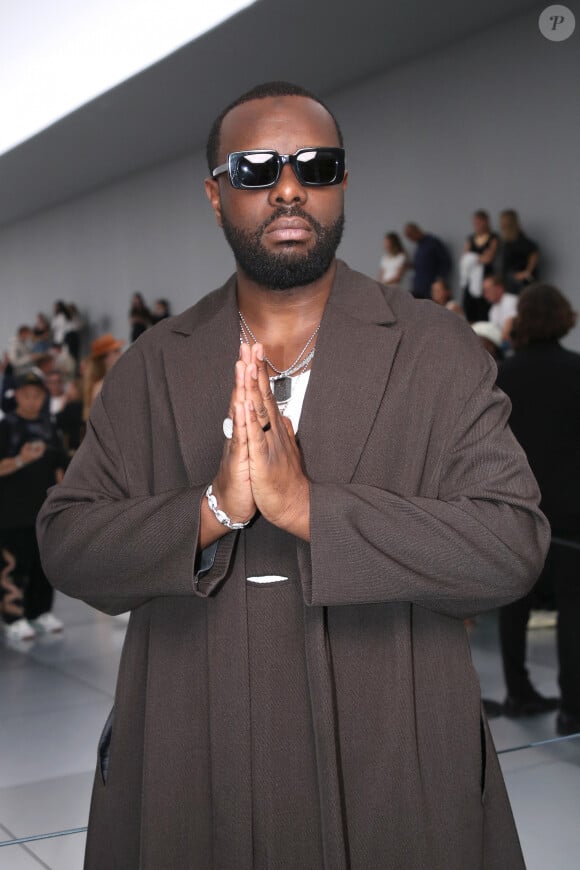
[212,147,346,189]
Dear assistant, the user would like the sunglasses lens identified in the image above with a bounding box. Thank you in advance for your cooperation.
[296,149,343,185]
[228,148,345,188]
[236,152,279,188]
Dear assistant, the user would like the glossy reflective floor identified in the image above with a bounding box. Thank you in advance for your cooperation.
[0,594,578,869]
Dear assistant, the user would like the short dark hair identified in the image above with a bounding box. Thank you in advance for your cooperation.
[206,81,344,173]
[512,283,577,349]
[485,274,505,289]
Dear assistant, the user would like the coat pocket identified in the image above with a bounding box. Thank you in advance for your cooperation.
[98,707,114,785]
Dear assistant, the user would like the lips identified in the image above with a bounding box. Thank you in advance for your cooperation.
[264,217,313,242]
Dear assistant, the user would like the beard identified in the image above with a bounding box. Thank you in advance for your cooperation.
[221,206,344,290]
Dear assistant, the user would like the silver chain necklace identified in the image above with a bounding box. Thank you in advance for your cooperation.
[238,310,319,404]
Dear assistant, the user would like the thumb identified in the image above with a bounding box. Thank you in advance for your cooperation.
[281,416,296,439]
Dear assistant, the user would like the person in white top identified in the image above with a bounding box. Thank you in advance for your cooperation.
[482,275,518,344]
[51,301,72,346]
[378,232,409,287]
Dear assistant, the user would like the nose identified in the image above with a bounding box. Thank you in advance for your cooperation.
[268,163,307,206]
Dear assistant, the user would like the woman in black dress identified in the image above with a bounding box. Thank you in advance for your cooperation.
[499,209,539,295]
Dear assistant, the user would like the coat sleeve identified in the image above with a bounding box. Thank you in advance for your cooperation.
[297,361,550,617]
[36,382,236,616]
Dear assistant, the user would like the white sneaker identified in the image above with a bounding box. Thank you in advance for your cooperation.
[31,612,64,633]
[4,618,36,641]
[528,610,558,630]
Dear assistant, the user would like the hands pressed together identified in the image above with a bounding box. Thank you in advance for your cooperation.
[199,342,311,547]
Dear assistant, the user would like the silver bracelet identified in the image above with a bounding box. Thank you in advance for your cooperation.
[205,485,251,531]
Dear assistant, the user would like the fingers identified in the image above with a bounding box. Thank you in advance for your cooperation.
[231,400,247,450]
[227,358,246,422]
[252,344,280,423]
[245,399,269,454]
[243,343,282,434]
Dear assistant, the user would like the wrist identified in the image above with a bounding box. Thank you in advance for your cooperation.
[206,484,252,531]
[14,455,24,469]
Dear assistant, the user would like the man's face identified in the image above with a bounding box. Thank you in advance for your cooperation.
[431,280,449,305]
[483,279,503,304]
[205,96,347,290]
[15,385,45,418]
[404,224,420,243]
[46,373,64,397]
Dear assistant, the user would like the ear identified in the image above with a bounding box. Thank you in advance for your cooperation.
[342,169,349,190]
[204,178,223,228]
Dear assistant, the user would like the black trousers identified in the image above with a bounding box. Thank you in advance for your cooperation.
[462,287,491,323]
[499,540,580,716]
[0,527,54,623]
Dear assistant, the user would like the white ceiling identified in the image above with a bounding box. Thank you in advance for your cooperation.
[0,0,256,156]
[0,0,538,227]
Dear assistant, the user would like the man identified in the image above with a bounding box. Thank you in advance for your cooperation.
[6,325,41,375]
[0,372,67,640]
[404,221,452,299]
[38,82,548,870]
[483,274,519,344]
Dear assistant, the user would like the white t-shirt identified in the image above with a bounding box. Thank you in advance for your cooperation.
[379,252,406,284]
[270,370,310,434]
[489,293,518,331]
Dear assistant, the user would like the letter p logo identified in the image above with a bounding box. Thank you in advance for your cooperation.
[539,5,576,41]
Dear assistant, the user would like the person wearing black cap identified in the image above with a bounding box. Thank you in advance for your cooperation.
[0,371,69,640]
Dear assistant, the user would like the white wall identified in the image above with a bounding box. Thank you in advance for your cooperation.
[1,8,579,354]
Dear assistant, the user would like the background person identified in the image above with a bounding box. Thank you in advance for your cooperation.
[460,209,498,322]
[499,209,539,295]
[82,333,124,421]
[151,298,172,324]
[0,372,68,640]
[378,231,408,286]
[404,222,451,299]
[483,275,518,345]
[497,285,580,734]
[32,313,51,353]
[51,300,72,346]
[7,326,40,375]
[431,278,453,306]
[129,292,152,342]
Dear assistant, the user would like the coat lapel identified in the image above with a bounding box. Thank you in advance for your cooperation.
[298,261,402,483]
[161,276,240,486]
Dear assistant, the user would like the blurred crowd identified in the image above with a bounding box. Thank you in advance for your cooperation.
[379,207,540,358]
[379,210,579,736]
[0,293,172,642]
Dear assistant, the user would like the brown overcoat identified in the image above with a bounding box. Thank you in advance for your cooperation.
[37,261,549,869]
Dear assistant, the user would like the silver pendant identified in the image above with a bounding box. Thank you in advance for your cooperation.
[272,376,292,403]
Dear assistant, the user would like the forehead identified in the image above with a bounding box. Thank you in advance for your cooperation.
[17,385,45,397]
[219,96,340,159]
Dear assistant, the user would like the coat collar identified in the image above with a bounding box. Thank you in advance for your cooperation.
[163,261,402,485]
